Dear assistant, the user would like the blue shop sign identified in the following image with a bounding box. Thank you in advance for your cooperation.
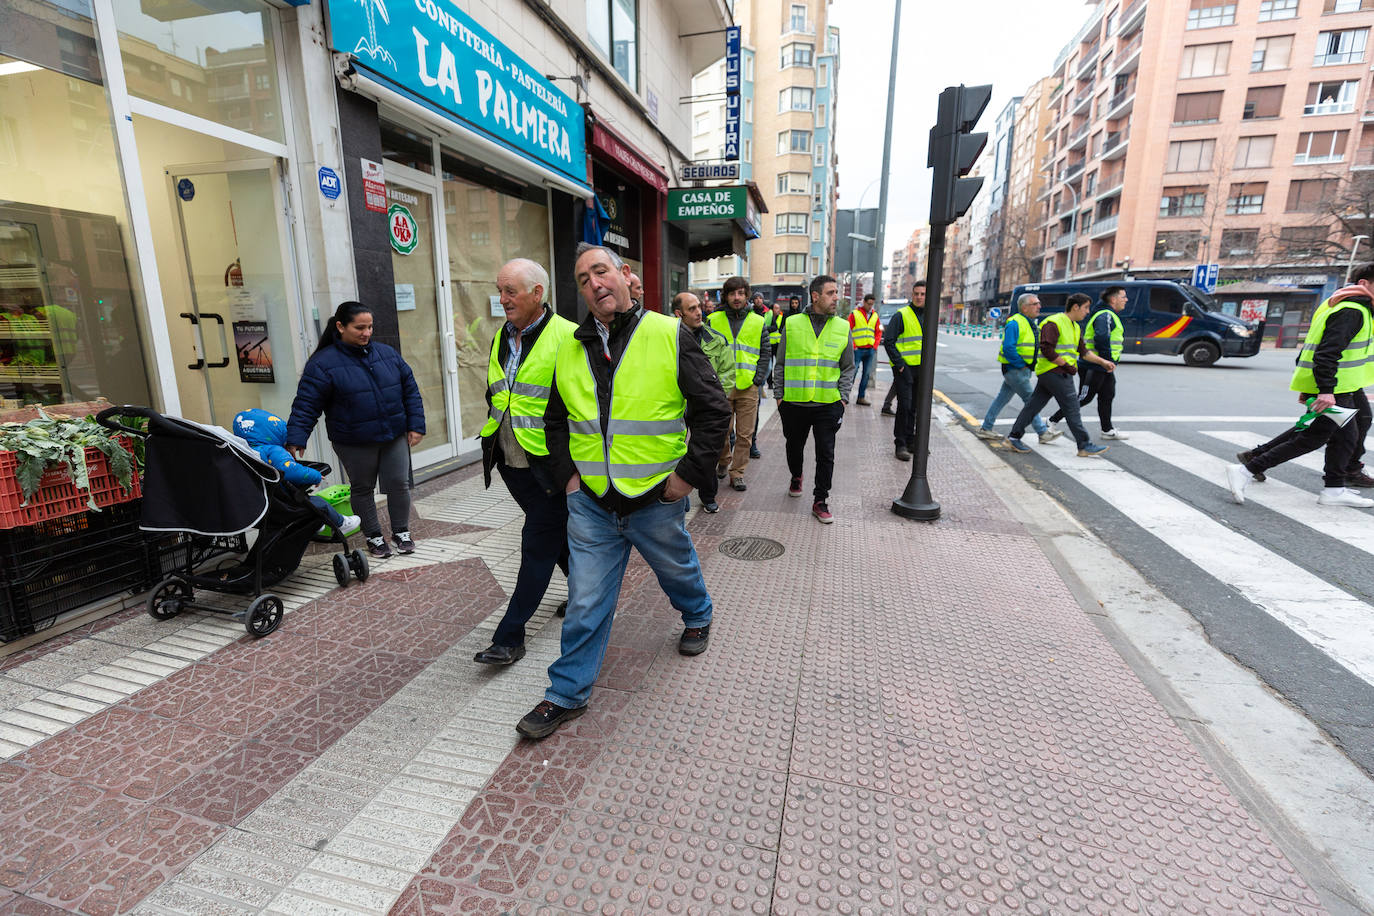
[328,0,587,186]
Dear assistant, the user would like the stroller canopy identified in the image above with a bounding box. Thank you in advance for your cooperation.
[139,413,280,536]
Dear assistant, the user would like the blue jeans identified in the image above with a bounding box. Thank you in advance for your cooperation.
[981,366,1047,435]
[545,491,713,709]
[309,495,346,528]
[854,347,876,399]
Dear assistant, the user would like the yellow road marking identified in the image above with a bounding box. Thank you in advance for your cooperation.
[933,389,977,425]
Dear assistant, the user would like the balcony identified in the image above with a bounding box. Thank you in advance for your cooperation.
[1105,86,1136,120]
[1090,214,1120,237]
[783,18,816,36]
[1071,86,1095,115]
[1114,34,1143,75]
[1101,128,1131,160]
[1096,175,1125,198]
[1055,194,1079,218]
[1055,231,1078,251]
[1120,0,1147,34]
[1075,43,1101,79]
[1059,161,1086,182]
[1067,122,1091,150]
[1045,267,1068,281]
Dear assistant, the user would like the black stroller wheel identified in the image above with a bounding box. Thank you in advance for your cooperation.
[348,549,369,582]
[147,576,190,620]
[245,594,283,637]
[332,553,350,588]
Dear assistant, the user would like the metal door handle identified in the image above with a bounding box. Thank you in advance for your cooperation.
[180,312,205,369]
[201,312,232,368]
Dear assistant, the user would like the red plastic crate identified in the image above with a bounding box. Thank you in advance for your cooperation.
[0,438,141,529]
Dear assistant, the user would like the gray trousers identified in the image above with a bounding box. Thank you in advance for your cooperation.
[334,435,413,538]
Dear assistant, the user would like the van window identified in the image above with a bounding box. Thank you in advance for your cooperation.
[1150,286,1187,315]
[1036,293,1068,313]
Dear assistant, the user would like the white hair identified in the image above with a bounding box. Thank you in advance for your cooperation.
[1017,293,1039,310]
[504,258,549,297]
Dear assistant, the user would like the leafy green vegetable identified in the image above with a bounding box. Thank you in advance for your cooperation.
[0,409,138,510]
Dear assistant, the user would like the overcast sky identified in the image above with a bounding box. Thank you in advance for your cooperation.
[831,0,1097,267]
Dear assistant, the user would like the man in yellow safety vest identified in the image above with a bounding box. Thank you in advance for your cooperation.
[848,293,882,405]
[709,276,771,491]
[516,243,730,740]
[474,259,577,667]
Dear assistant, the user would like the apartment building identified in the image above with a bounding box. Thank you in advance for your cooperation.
[889,225,930,301]
[1032,0,1372,311]
[1003,77,1058,290]
[688,0,841,302]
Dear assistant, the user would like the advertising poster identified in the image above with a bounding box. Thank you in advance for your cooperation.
[233,320,274,383]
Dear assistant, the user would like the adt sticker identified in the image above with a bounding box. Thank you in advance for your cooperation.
[177,178,195,201]
[318,166,341,201]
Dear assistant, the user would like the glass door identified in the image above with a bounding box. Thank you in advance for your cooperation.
[383,165,457,467]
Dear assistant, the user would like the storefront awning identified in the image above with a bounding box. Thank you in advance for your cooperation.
[667,184,766,262]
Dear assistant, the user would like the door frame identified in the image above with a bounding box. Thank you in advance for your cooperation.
[382,160,462,469]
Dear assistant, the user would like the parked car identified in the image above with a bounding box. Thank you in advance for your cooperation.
[1010,280,1263,367]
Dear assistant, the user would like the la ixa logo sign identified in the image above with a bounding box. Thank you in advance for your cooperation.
[340,0,582,175]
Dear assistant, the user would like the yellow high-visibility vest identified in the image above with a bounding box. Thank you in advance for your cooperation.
[480,312,576,454]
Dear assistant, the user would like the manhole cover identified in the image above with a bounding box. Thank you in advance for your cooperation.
[718,536,785,561]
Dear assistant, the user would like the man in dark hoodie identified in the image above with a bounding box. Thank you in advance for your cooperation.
[1226,263,1374,508]
[515,243,730,740]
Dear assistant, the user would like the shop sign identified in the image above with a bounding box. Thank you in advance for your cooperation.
[596,186,638,256]
[389,204,419,255]
[591,124,668,194]
[318,166,341,200]
[668,187,746,220]
[680,162,739,181]
[724,26,740,161]
[362,158,387,213]
[328,0,587,185]
[1240,299,1268,323]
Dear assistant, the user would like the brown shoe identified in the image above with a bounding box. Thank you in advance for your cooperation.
[856,398,872,406]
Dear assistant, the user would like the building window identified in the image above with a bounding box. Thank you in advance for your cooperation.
[1105,10,1118,35]
[1304,79,1359,114]
[1259,0,1299,19]
[1155,231,1204,260]
[1166,138,1216,171]
[776,213,809,234]
[814,139,825,166]
[1314,28,1368,65]
[586,0,637,88]
[744,55,754,81]
[1286,178,1340,211]
[1243,85,1285,119]
[812,220,822,241]
[780,42,814,68]
[1160,187,1208,217]
[775,252,808,274]
[1294,129,1349,163]
[777,129,812,153]
[816,103,826,126]
[779,87,814,112]
[1278,226,1328,258]
[254,73,270,90]
[744,98,753,120]
[788,3,808,32]
[694,113,710,134]
[1221,229,1259,257]
[1187,0,1237,28]
[1234,134,1275,168]
[1180,42,1231,77]
[1251,35,1294,70]
[743,139,752,159]
[818,63,828,88]
[1173,91,1224,124]
[777,171,810,194]
[1227,182,1266,213]
[1325,0,1374,11]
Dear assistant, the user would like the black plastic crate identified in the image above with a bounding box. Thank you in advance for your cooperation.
[0,501,143,581]
[1,531,148,642]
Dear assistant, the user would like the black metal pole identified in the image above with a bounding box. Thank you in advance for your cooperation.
[892,221,946,521]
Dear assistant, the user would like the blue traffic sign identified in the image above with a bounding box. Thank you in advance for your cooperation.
[318,166,341,200]
[988,307,1002,320]
[1191,263,1219,293]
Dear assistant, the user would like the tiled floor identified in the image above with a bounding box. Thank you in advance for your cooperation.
[0,402,1327,915]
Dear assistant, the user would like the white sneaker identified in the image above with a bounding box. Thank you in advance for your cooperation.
[336,514,361,535]
[1048,420,1064,435]
[1224,464,1250,505]
[1038,429,1063,444]
[974,426,1001,440]
[1101,429,1129,440]
[1317,487,1374,508]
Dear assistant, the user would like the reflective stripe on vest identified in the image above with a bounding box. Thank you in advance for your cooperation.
[996,312,1037,365]
[1291,299,1374,394]
[1085,308,1124,361]
[894,306,923,365]
[850,309,879,348]
[557,311,687,498]
[782,313,848,403]
[707,310,767,388]
[768,315,782,347]
[1034,312,1082,375]
[479,313,576,455]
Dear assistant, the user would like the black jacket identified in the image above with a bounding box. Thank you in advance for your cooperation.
[544,304,731,516]
[1311,295,1374,394]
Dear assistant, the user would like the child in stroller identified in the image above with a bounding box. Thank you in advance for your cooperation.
[232,409,360,538]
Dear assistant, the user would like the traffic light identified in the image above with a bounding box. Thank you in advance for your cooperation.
[928,84,993,226]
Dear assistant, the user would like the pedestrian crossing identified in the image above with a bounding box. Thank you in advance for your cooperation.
[1011,429,1374,689]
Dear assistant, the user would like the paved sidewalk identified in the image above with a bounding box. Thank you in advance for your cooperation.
[0,397,1327,914]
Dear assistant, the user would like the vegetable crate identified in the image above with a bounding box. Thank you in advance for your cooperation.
[0,501,149,642]
[0,438,141,529]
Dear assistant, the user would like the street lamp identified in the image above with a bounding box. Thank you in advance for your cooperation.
[1349,235,1370,282]
[849,231,876,308]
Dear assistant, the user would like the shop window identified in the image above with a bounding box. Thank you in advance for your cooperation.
[380,119,435,174]
[1180,41,1231,77]
[1304,80,1359,114]
[1227,182,1266,213]
[110,0,283,143]
[1251,35,1293,71]
[587,0,638,88]
[0,55,152,409]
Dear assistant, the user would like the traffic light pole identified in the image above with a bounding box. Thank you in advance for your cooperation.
[891,221,946,520]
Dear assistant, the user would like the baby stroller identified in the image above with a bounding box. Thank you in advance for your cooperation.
[96,406,369,637]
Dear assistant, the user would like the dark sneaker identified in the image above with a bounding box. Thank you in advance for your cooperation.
[679,625,710,656]
[1237,451,1267,482]
[788,476,803,497]
[812,501,834,524]
[880,406,896,416]
[702,501,720,513]
[366,536,392,559]
[749,446,762,459]
[895,445,912,461]
[716,463,728,479]
[516,700,586,740]
[473,643,525,666]
[856,398,872,406]
[391,531,416,554]
[731,477,747,492]
[1349,471,1374,488]
[555,600,567,617]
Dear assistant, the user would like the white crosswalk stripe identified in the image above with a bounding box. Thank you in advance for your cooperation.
[1023,435,1374,687]
[1202,429,1374,477]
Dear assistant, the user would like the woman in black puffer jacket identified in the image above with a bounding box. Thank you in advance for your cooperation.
[286,301,425,559]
